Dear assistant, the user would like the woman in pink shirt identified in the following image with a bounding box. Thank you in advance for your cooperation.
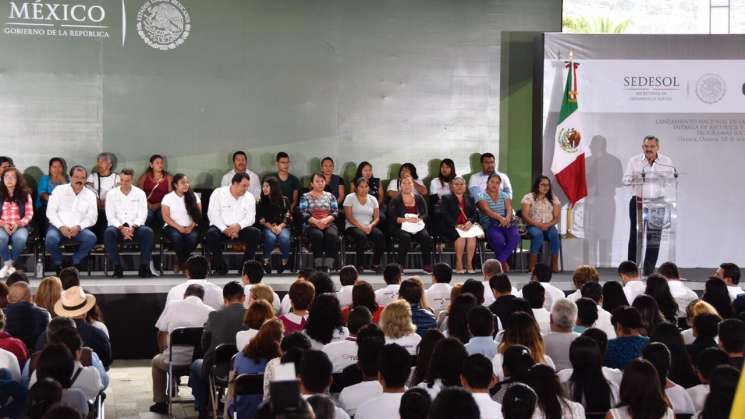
[0,168,33,278]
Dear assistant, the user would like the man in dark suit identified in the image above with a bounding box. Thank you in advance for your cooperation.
[3,282,49,351]
[188,281,246,419]
[487,274,531,332]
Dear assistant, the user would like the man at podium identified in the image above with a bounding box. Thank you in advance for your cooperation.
[623,136,675,275]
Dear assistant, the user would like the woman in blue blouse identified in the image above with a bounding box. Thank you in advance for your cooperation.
[299,173,339,271]
[477,173,520,272]
[35,157,67,208]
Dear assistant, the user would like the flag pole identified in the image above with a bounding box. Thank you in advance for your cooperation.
[564,50,576,239]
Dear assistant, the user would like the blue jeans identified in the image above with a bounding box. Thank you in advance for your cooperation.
[262,227,290,260]
[0,227,29,262]
[45,226,97,266]
[104,226,154,266]
[146,207,163,230]
[163,226,199,264]
[188,359,208,411]
[527,225,560,255]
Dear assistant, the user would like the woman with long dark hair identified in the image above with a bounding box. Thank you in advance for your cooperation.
[343,177,384,271]
[641,343,695,414]
[305,293,348,349]
[420,337,468,398]
[137,154,172,229]
[700,365,739,419]
[351,161,384,204]
[702,277,733,319]
[0,167,33,278]
[340,281,383,324]
[520,176,561,272]
[649,323,699,388]
[429,159,456,198]
[602,281,630,314]
[632,294,667,336]
[494,312,555,380]
[644,274,679,324]
[493,344,535,403]
[257,177,291,274]
[558,336,616,413]
[477,173,519,272]
[320,157,345,204]
[409,329,445,386]
[387,162,428,199]
[609,358,674,419]
[524,364,585,419]
[161,173,201,273]
[445,292,478,343]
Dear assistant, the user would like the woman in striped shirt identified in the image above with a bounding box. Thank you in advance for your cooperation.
[0,168,33,278]
[477,173,519,272]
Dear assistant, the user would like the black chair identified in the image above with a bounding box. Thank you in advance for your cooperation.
[209,343,238,419]
[40,235,95,276]
[232,373,264,419]
[514,209,564,272]
[166,327,204,416]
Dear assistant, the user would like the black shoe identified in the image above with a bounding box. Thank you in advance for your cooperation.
[372,265,382,274]
[214,265,229,276]
[262,261,272,275]
[138,264,153,278]
[149,402,168,415]
[277,262,288,275]
[112,265,124,278]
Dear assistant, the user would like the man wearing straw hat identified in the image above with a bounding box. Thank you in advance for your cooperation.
[54,286,112,369]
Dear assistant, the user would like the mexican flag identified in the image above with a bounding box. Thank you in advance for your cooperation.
[551,54,588,237]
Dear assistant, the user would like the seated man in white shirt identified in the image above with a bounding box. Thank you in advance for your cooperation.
[206,172,261,275]
[149,284,214,415]
[543,299,579,372]
[166,256,225,310]
[480,259,503,306]
[716,262,743,300]
[241,261,280,313]
[426,263,453,316]
[298,350,350,419]
[460,354,503,419]
[657,262,698,317]
[336,265,358,309]
[521,282,550,335]
[528,263,565,311]
[338,324,385,415]
[467,152,512,200]
[220,151,261,200]
[45,165,98,274]
[103,169,154,278]
[580,282,616,338]
[355,343,411,419]
[375,264,402,306]
[618,260,645,305]
[324,307,372,373]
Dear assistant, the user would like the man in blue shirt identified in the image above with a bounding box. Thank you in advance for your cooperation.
[464,306,497,359]
[397,279,436,337]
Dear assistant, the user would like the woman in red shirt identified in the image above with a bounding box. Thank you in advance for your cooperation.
[137,154,172,229]
[0,168,33,278]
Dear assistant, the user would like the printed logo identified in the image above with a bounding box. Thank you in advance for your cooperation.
[556,127,582,153]
[136,0,190,50]
[695,73,726,104]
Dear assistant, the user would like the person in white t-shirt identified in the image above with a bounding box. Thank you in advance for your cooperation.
[460,354,504,419]
[343,179,385,271]
[161,174,202,273]
[220,151,261,201]
[0,347,20,382]
[103,169,154,278]
[86,152,120,239]
[429,159,455,198]
[686,347,731,413]
[235,299,274,351]
[339,324,385,415]
[657,262,698,318]
[206,172,260,275]
[336,266,358,309]
[165,256,225,310]
[521,282,550,335]
[149,283,214,415]
[376,264,403,306]
[608,358,675,419]
[355,343,411,419]
[524,364,585,419]
[580,282,616,338]
[618,260,645,305]
[642,342,695,415]
[386,163,428,200]
[297,350,350,419]
[380,300,421,355]
[480,259,504,306]
[716,262,744,300]
[426,263,453,316]
[528,263,565,311]
[323,307,372,373]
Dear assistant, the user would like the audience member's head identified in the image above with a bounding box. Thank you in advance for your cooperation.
[580,282,602,305]
[718,318,745,356]
[6,271,29,287]
[378,343,411,390]
[617,260,640,281]
[550,299,577,332]
[380,299,416,339]
[427,387,479,419]
[642,342,672,385]
[36,344,75,388]
[306,394,335,419]
[432,263,453,284]
[631,294,665,336]
[356,324,385,379]
[58,267,80,290]
[222,281,245,305]
[48,327,83,361]
[306,293,343,345]
[499,312,546,363]
[501,383,537,419]
[657,261,681,280]
[701,365,740,419]
[567,336,611,412]
[575,298,598,328]
[411,329,445,386]
[446,293,478,344]
[645,273,679,323]
[296,268,315,282]
[489,273,512,297]
[693,313,722,340]
[581,327,609,355]
[280,332,312,354]
[289,280,315,312]
[309,271,335,295]
[241,260,264,285]
[53,286,95,319]
[695,347,731,384]
[717,262,741,286]
[460,353,496,391]
[531,263,552,283]
[351,280,377,313]
[7,281,31,304]
[243,300,275,330]
[35,276,63,315]
[347,306,373,336]
[185,255,209,279]
[398,278,424,306]
[339,265,358,287]
[502,344,535,382]
[618,359,669,419]
[521,281,545,309]
[25,379,63,419]
[467,305,494,338]
[184,283,205,300]
[244,318,283,362]
[249,283,275,305]
[524,364,566,419]
[572,265,599,290]
[612,306,644,336]
[482,259,503,281]
[426,337,468,388]
[383,264,403,285]
[399,388,431,419]
[460,279,485,305]
[703,277,733,319]
[602,281,629,314]
[298,350,333,394]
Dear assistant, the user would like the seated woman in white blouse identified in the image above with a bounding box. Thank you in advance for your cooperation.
[429,159,456,198]
[161,173,201,273]
[380,299,421,355]
[303,293,349,350]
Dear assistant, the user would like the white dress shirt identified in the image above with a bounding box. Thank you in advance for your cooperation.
[337,285,354,308]
[468,170,513,199]
[235,329,258,351]
[207,186,256,231]
[323,337,358,372]
[666,382,695,414]
[155,295,215,365]
[596,306,617,338]
[46,184,98,229]
[244,284,281,313]
[686,383,708,413]
[161,191,201,227]
[623,279,646,305]
[166,279,225,310]
[104,186,148,227]
[531,398,585,419]
[482,280,496,306]
[221,169,261,201]
[667,279,699,318]
[566,290,581,303]
[532,308,551,335]
[280,294,293,315]
[425,283,452,316]
[0,348,20,382]
[355,392,404,419]
[386,333,422,355]
[727,285,744,300]
[429,178,452,197]
[339,380,383,417]
[375,284,401,306]
[472,393,504,419]
[622,153,675,198]
[86,172,120,200]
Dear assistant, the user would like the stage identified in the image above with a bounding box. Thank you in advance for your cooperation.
[26,268,717,360]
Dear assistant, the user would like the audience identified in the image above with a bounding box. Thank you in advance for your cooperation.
[703,276,733,319]
[530,263,564,311]
[488,274,530,331]
[426,263,453,315]
[278,280,314,335]
[338,324,385,416]
[351,161,384,206]
[323,306,372,372]
[165,255,224,310]
[566,265,599,302]
[398,279,436,337]
[524,364,585,418]
[493,312,554,380]
[717,318,745,369]
[641,342,695,414]
[161,173,202,273]
[521,281,550,334]
[241,260,280,312]
[261,332,312,400]
[446,293,478,344]
[220,151,260,199]
[557,336,617,413]
[501,383,537,419]
[87,152,120,240]
[460,353,502,419]
[602,280,630,315]
[650,322,699,388]
[355,343,411,419]
[409,329,445,387]
[35,344,88,417]
[236,299,274,351]
[376,264,403,306]
[604,306,648,370]
[480,259,503,306]
[580,282,616,337]
[336,265,358,308]
[399,387,431,419]
[300,173,340,271]
[544,299,579,371]
[34,276,62,319]
[687,347,731,412]
[465,305,498,359]
[574,298,598,334]
[609,358,675,419]
[699,365,739,419]
[380,300,421,355]
[5,282,50,353]
[644,273,680,323]
[656,262,698,318]
[24,379,62,419]
[632,294,666,337]
[617,261,644,304]
[428,387,481,419]
[715,262,743,300]
[306,293,349,349]
[387,163,428,199]
[420,337,467,398]
[687,313,721,366]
